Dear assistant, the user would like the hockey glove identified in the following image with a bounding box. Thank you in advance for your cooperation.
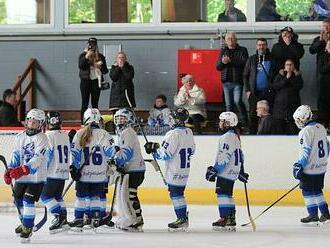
[68,129,77,143]
[293,163,303,180]
[70,165,81,181]
[238,172,249,183]
[9,165,30,180]
[144,142,160,154]
[106,159,118,176]
[205,166,217,182]
[3,169,12,185]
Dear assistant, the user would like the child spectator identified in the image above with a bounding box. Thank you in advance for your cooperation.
[148,94,171,127]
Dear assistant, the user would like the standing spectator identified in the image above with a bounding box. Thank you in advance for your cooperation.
[271,26,305,74]
[256,100,273,134]
[216,32,248,127]
[317,40,330,129]
[244,38,276,134]
[217,0,246,22]
[256,0,289,22]
[306,1,330,21]
[109,52,135,110]
[174,74,207,134]
[78,37,109,124]
[272,59,303,134]
[0,89,21,126]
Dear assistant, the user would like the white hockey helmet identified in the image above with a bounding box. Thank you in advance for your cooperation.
[114,108,134,129]
[83,108,101,125]
[219,111,238,127]
[25,108,46,133]
[293,105,313,129]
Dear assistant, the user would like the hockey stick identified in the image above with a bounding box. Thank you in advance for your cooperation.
[241,183,300,227]
[0,155,47,232]
[243,182,256,231]
[102,174,120,223]
[124,89,167,185]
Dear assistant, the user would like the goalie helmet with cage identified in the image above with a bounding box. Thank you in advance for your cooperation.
[293,105,313,129]
[46,111,62,130]
[114,108,135,130]
[83,108,101,125]
[169,108,189,128]
[219,111,238,129]
[25,108,46,136]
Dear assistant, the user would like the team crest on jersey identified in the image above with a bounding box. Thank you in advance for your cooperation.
[23,142,35,162]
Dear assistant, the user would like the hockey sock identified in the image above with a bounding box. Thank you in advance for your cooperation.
[314,190,330,215]
[55,195,67,216]
[217,194,235,218]
[41,196,61,215]
[130,188,142,219]
[90,196,101,218]
[302,190,318,217]
[22,195,36,228]
[74,195,88,219]
[100,192,106,218]
[170,193,187,219]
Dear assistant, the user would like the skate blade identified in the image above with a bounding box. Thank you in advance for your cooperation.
[301,222,319,227]
[168,227,189,232]
[119,226,144,232]
[20,237,31,243]
[69,227,84,232]
[213,226,236,232]
[49,225,70,234]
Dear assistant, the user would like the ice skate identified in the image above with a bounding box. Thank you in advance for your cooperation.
[300,215,319,226]
[68,218,84,232]
[49,213,69,234]
[20,226,32,243]
[98,215,115,229]
[168,218,189,232]
[212,216,236,232]
[15,224,23,236]
[123,218,144,232]
[319,213,330,224]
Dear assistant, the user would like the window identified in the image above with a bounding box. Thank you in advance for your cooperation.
[0,0,50,24]
[161,0,247,22]
[68,0,152,24]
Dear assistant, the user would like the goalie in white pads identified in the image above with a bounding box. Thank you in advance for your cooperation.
[69,108,117,230]
[112,108,146,232]
[292,105,330,225]
[205,112,249,231]
[144,108,195,231]
[3,109,48,242]
[40,111,71,233]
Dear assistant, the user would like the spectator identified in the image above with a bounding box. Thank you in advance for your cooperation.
[78,37,109,124]
[216,32,248,127]
[109,51,135,110]
[217,0,246,22]
[272,59,303,134]
[306,0,330,21]
[317,39,330,129]
[244,38,276,134]
[256,100,273,134]
[0,89,21,126]
[271,26,305,74]
[256,0,290,22]
[148,94,171,127]
[174,74,207,134]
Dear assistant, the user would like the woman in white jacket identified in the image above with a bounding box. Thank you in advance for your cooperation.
[174,74,207,134]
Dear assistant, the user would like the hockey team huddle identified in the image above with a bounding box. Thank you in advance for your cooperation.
[2,104,330,243]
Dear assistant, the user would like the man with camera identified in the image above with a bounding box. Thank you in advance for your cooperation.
[78,37,109,125]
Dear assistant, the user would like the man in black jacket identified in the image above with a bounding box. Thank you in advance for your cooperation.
[216,32,248,127]
[256,100,273,135]
[0,89,21,126]
[244,38,276,134]
[217,0,246,22]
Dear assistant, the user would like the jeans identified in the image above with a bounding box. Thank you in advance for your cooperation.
[223,82,247,124]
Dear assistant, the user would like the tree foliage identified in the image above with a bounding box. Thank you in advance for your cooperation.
[276,0,312,21]
[0,0,6,24]
[69,0,95,24]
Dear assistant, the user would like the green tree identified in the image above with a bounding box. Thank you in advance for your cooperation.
[69,0,95,24]
[128,0,152,23]
[276,0,312,21]
[0,0,6,24]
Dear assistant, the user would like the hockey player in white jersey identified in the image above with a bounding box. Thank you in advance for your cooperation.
[112,108,146,231]
[205,112,249,231]
[292,105,330,224]
[40,111,71,233]
[69,108,117,230]
[144,108,195,231]
[3,108,48,242]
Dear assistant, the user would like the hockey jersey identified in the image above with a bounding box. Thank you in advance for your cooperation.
[214,130,243,181]
[115,126,145,173]
[45,130,71,180]
[154,126,195,186]
[297,122,329,175]
[71,128,116,183]
[9,131,48,183]
[148,106,171,127]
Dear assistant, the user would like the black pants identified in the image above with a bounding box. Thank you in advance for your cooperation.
[80,79,101,124]
[187,114,205,134]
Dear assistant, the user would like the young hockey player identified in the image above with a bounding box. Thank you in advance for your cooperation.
[69,108,117,231]
[144,107,195,231]
[205,111,249,231]
[112,108,146,232]
[3,108,48,242]
[40,111,71,233]
[292,105,330,225]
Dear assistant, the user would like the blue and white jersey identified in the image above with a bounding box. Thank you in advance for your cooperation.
[115,126,145,173]
[214,130,243,181]
[45,130,71,180]
[71,128,116,183]
[297,122,329,175]
[154,127,195,186]
[9,131,48,184]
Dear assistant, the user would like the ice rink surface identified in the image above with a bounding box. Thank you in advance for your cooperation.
[0,205,329,248]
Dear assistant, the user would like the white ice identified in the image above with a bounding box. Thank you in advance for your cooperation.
[0,205,329,248]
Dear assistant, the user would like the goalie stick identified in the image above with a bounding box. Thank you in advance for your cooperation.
[0,155,47,232]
